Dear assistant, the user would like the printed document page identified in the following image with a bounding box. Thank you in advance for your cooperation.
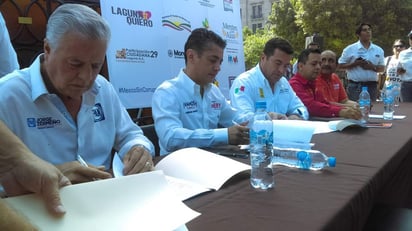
[113,148,250,201]
[5,171,200,231]
[155,147,251,191]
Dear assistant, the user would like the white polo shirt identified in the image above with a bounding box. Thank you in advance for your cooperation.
[338,40,385,82]
[399,48,412,82]
[0,12,19,77]
[0,55,154,169]
[229,64,309,120]
[152,69,243,155]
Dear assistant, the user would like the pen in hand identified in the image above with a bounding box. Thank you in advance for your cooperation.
[76,154,89,167]
[76,154,98,181]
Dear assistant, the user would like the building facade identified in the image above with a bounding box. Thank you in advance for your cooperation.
[240,0,276,32]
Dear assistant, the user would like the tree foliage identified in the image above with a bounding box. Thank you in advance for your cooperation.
[243,0,412,63]
[242,27,274,70]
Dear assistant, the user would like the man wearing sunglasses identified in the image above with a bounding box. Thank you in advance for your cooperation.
[338,23,385,102]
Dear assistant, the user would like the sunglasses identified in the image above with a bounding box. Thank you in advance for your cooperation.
[393,45,405,48]
[361,28,372,32]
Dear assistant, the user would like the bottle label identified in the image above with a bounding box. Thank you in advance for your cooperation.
[296,151,311,169]
[250,121,273,146]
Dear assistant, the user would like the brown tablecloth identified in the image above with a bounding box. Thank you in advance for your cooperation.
[185,103,412,231]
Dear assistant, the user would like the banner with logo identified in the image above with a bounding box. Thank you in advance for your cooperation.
[100,0,245,108]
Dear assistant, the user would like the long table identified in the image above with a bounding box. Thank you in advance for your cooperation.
[184,103,412,231]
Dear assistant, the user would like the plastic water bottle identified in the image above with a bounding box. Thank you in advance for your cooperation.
[272,147,336,171]
[383,85,395,120]
[392,82,401,107]
[358,86,371,123]
[249,101,274,190]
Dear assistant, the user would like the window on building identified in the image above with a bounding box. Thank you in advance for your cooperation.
[252,23,263,33]
[252,4,262,19]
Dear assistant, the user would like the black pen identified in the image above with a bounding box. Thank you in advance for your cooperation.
[217,152,249,159]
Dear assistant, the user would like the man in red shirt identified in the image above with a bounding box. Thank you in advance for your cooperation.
[316,50,357,107]
[289,49,361,119]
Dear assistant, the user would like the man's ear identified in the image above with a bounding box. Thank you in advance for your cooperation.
[186,49,196,63]
[43,39,51,56]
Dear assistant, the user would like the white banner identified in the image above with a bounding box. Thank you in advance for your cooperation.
[100,0,245,108]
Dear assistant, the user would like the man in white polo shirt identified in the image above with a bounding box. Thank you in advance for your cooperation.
[338,23,385,102]
[230,38,308,120]
[0,4,154,185]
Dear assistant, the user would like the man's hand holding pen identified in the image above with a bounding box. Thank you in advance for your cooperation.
[228,123,250,145]
[56,157,112,184]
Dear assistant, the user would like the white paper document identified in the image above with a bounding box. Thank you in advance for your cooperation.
[5,171,200,231]
[154,147,251,191]
[113,148,250,201]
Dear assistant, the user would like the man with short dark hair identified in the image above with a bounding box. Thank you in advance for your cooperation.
[230,38,308,120]
[292,42,320,75]
[289,49,361,119]
[338,23,385,101]
[152,28,249,155]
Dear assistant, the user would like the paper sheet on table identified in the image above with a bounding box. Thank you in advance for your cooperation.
[4,171,200,231]
[155,148,251,191]
[113,153,210,201]
[273,119,335,136]
[369,114,406,120]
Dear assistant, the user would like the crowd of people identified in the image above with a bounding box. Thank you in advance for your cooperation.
[1,2,412,229]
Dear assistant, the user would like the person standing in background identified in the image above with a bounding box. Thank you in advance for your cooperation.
[0,12,19,77]
[383,39,406,89]
[338,23,385,102]
[397,31,412,102]
[381,39,407,103]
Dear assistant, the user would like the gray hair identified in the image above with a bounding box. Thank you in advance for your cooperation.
[46,4,111,49]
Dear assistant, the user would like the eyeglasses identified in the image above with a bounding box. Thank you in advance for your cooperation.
[393,45,405,48]
[361,28,372,32]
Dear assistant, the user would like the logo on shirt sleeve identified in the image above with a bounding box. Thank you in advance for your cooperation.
[92,103,105,122]
[234,85,245,94]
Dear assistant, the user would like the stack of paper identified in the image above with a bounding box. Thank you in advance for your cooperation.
[5,171,200,231]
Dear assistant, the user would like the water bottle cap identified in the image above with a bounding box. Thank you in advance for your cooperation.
[362,86,368,91]
[328,157,336,167]
[255,101,267,109]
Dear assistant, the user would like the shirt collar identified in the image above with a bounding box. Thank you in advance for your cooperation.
[178,68,212,95]
[356,40,374,50]
[256,63,281,89]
